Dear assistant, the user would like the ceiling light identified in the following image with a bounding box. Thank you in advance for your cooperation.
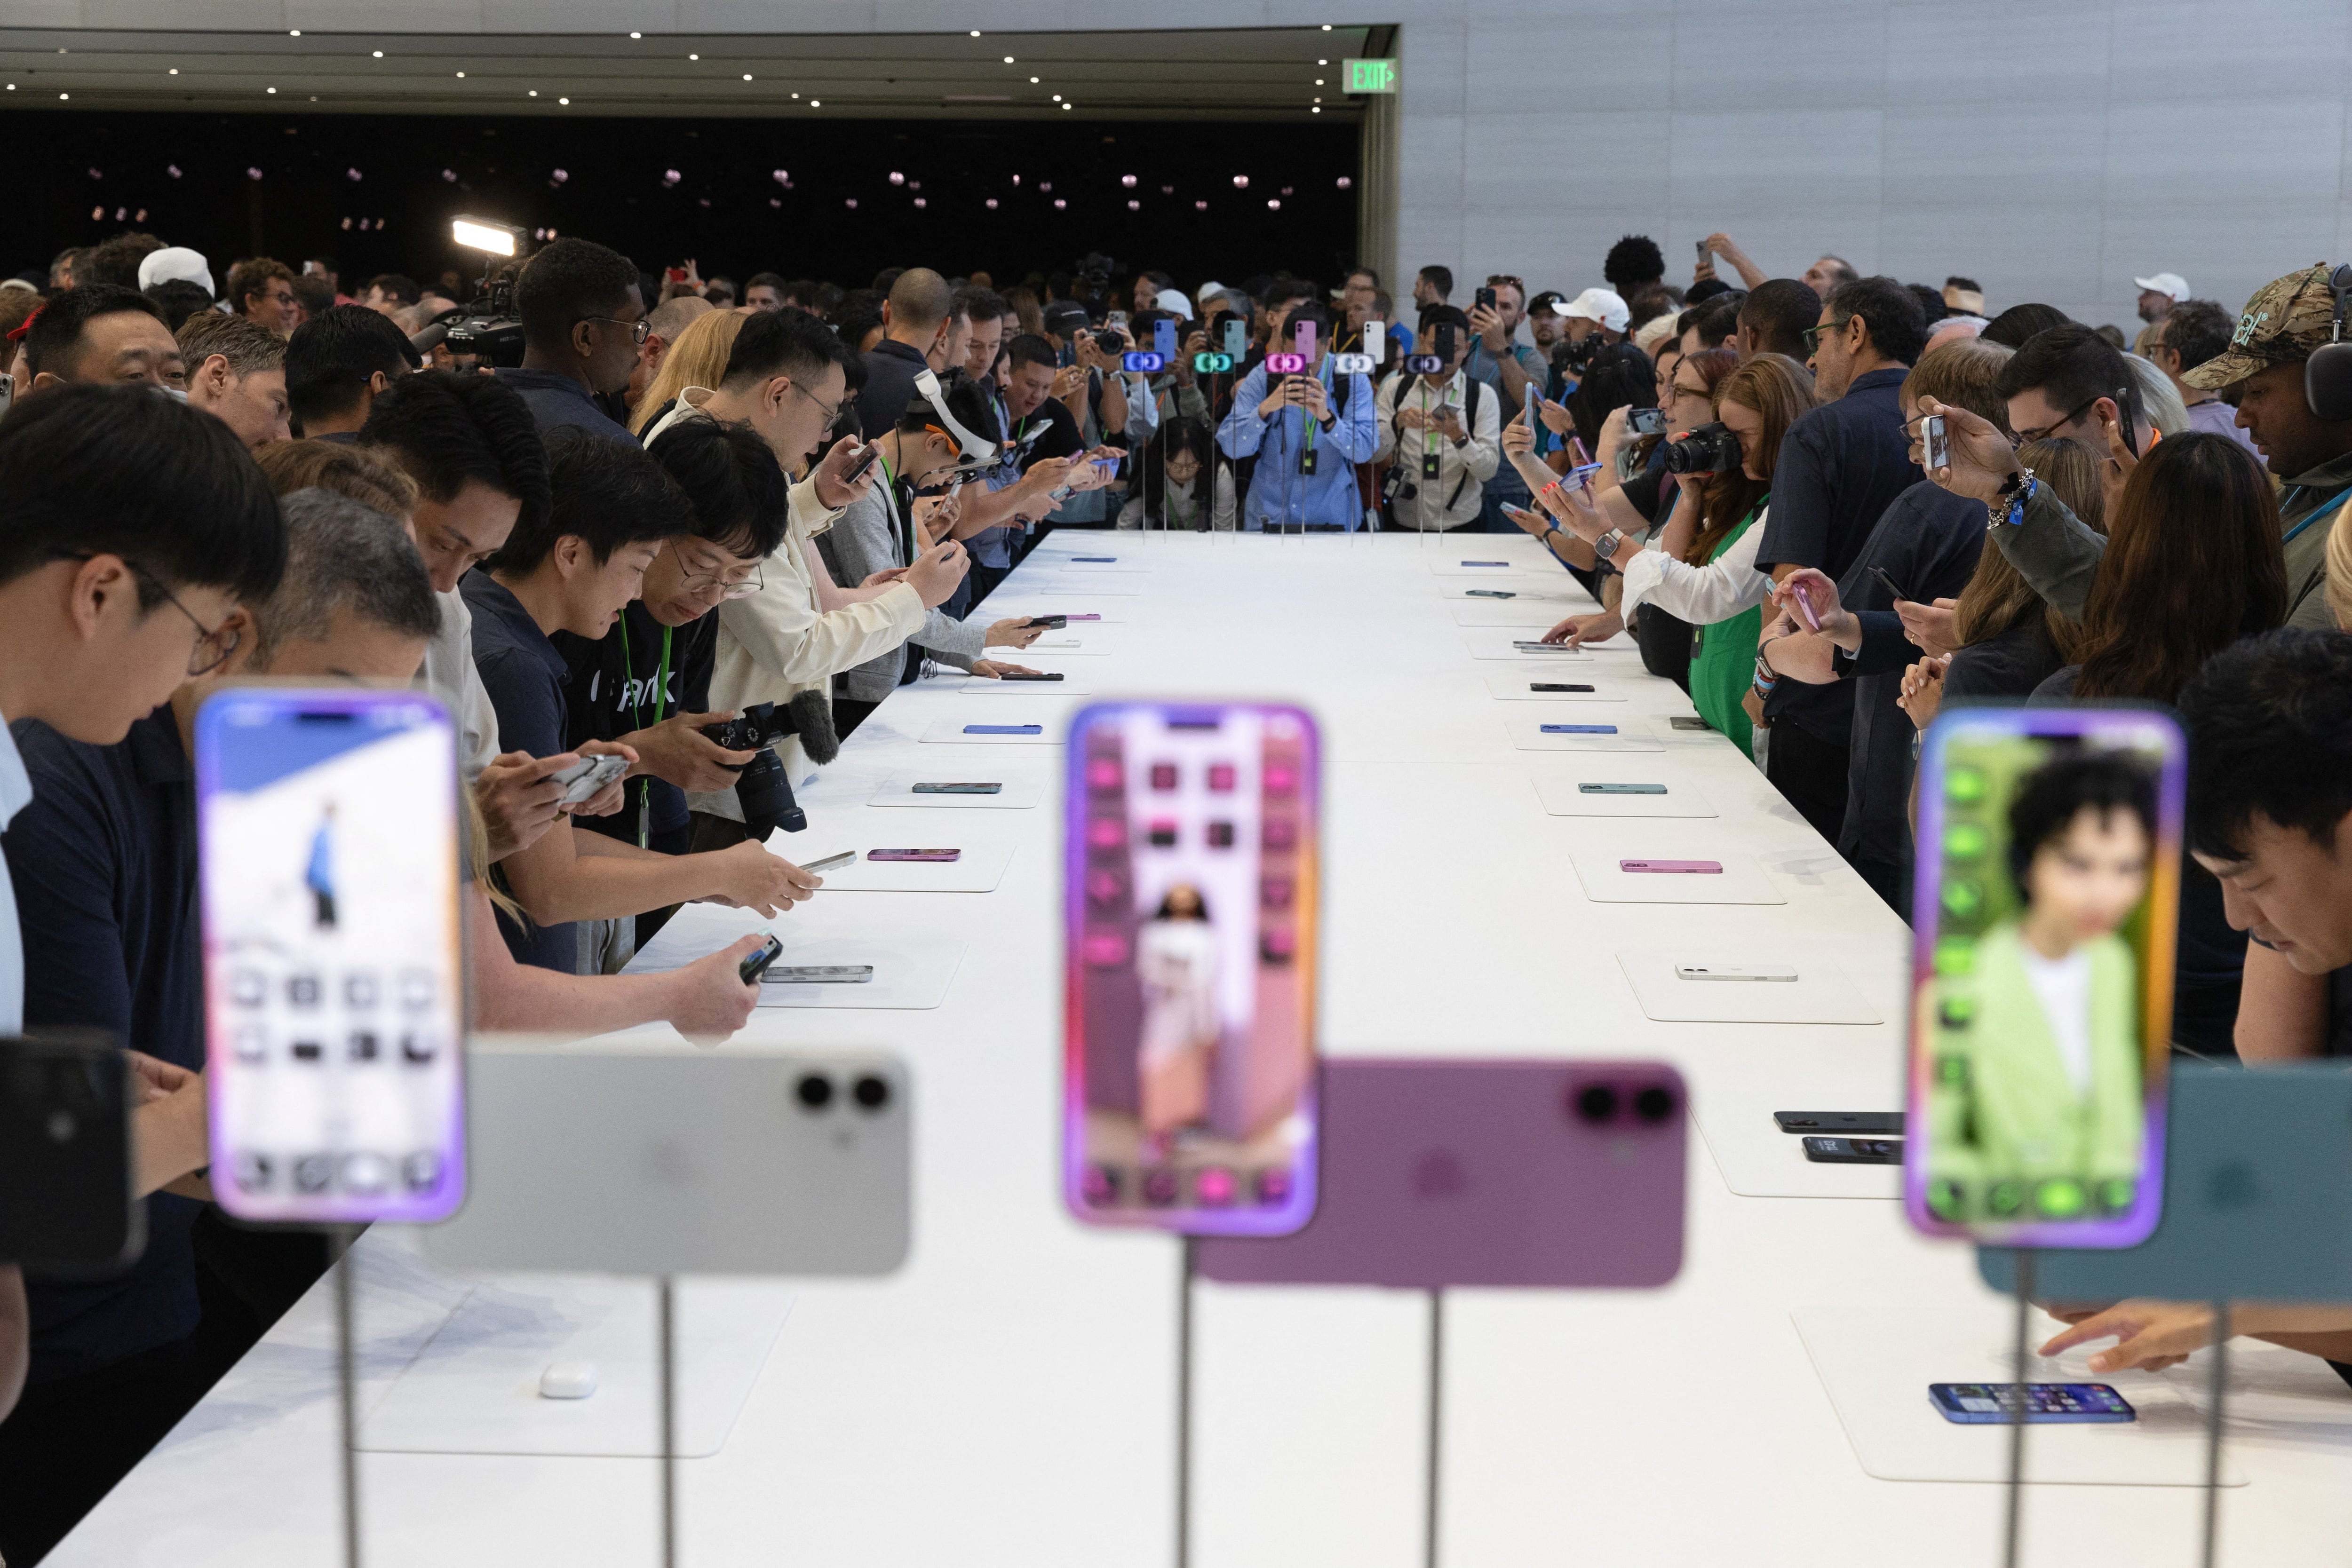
[1051,94,1061,101]
[629,30,642,38]
[373,50,383,58]
[456,71,465,78]
[288,28,301,35]
[167,67,176,74]
[790,91,799,97]
[688,52,699,60]
[453,216,523,256]
[969,29,981,36]
[1004,55,1015,63]
[559,96,570,104]
[1319,58,1328,64]
[1311,106,1321,113]
[1321,23,1333,29]
[528,89,538,96]
[1314,79,1324,85]
[1061,103,1071,110]
[810,99,821,106]
[1029,76,1039,83]
[267,87,277,94]
[742,73,753,80]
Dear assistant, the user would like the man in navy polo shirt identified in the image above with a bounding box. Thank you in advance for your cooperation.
[0,399,327,1561]
[499,236,645,444]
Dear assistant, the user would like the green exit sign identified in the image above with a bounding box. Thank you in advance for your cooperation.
[1342,57,1398,94]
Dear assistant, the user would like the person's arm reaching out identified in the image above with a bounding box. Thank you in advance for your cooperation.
[466,886,761,1043]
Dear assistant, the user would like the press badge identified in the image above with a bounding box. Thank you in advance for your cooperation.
[1422,452,1443,480]
[1298,447,1319,476]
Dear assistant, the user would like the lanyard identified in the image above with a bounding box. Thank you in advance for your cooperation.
[2281,483,2352,545]
[876,448,915,563]
[1422,379,1442,459]
[616,611,671,849]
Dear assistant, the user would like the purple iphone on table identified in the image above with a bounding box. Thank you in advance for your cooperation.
[1064,701,1321,1236]
[1197,1059,1685,1288]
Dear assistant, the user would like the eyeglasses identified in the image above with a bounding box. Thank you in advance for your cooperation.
[1799,317,1853,354]
[2009,396,2099,448]
[584,316,652,346]
[57,553,239,674]
[792,381,846,428]
[677,559,765,601]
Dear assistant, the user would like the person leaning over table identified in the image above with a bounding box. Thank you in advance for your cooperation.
[1507,354,1818,760]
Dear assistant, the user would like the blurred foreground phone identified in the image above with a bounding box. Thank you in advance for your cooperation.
[1154,318,1176,360]
[1776,1110,1903,1134]
[1198,1059,1685,1289]
[1223,319,1248,362]
[1803,1135,1902,1165]
[1909,706,2184,1246]
[1929,1384,2134,1424]
[0,1032,140,1271]
[1362,319,1384,364]
[196,689,465,1224]
[427,1047,909,1275]
[1065,701,1320,1235]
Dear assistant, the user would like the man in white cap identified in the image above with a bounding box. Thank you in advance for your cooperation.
[2134,271,2188,325]
[2132,271,2188,354]
[1561,286,1630,354]
[135,246,215,300]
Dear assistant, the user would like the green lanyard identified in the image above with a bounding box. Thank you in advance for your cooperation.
[1422,380,1442,459]
[616,611,672,849]
[876,448,914,562]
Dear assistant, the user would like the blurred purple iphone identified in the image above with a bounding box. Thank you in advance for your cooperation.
[1197,1059,1685,1288]
[1790,580,1822,632]
[868,847,961,863]
[1621,859,1722,874]
[1065,701,1320,1235]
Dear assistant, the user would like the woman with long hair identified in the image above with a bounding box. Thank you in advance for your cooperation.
[1516,353,1817,757]
[630,308,747,437]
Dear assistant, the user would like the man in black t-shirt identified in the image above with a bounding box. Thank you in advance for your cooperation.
[2180,629,2352,1058]
[555,419,791,901]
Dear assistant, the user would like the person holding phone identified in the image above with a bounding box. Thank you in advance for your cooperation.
[1372,306,1499,532]
[1923,751,2156,1225]
[1214,301,1379,531]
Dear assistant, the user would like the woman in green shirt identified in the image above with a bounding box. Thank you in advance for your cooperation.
[1518,355,1818,757]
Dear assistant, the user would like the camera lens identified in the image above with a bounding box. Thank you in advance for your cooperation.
[1573,1084,1619,1125]
[794,1072,834,1110]
[851,1074,891,1111]
[1633,1085,1676,1124]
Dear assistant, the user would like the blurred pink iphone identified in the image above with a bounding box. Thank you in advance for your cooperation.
[1621,859,1721,874]
[1065,701,1320,1235]
[868,848,961,863]
[1197,1059,1685,1289]
[1294,320,1318,363]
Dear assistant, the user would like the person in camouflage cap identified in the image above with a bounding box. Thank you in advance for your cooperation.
[2179,263,2352,627]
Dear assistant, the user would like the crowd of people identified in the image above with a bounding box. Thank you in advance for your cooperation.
[0,217,2351,1558]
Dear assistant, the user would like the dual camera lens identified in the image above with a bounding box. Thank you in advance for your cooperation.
[1571,1082,1677,1127]
[794,1072,892,1112]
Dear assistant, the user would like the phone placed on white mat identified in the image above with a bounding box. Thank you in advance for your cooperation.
[1675,963,1797,982]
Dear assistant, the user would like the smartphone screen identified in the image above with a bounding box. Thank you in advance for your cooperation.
[197,689,465,1223]
[1065,702,1319,1235]
[1929,1383,2135,1424]
[1908,706,2184,1246]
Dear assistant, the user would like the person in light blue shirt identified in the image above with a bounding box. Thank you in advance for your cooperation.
[1214,303,1378,531]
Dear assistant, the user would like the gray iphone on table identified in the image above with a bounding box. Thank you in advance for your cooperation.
[425,1047,910,1275]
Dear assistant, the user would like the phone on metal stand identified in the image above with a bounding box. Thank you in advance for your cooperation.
[1908,705,2184,1246]
[1065,701,1320,1235]
[196,689,466,1223]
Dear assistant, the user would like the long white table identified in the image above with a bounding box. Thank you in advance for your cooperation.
[54,531,2352,1565]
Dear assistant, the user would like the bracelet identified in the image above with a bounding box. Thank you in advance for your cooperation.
[1988,467,2037,531]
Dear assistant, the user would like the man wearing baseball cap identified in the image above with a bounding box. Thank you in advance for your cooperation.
[1926,263,2352,631]
[1561,287,1631,348]
[2132,271,2188,353]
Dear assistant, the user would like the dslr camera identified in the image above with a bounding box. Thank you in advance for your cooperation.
[1660,422,1742,475]
[443,264,525,370]
[698,692,840,837]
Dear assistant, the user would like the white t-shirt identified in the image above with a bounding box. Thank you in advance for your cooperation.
[0,713,29,1032]
[2018,943,2095,1097]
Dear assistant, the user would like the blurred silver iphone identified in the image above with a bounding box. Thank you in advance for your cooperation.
[1676,963,1797,982]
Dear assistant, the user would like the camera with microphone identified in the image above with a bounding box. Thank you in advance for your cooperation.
[698,692,840,837]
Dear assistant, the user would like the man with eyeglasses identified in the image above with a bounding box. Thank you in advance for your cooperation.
[551,420,792,939]
[1927,266,2352,633]
[227,255,302,337]
[1749,275,1928,847]
[499,236,648,445]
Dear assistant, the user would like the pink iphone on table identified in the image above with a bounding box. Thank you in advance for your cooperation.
[1064,701,1321,1236]
[868,848,961,863]
[1621,859,1722,874]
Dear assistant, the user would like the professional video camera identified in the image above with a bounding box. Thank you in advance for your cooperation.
[1660,421,1743,475]
[1073,251,1117,313]
[699,692,839,837]
[443,261,525,370]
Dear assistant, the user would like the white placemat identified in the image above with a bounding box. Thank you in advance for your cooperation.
[1793,1304,2246,1486]
[1531,773,1716,818]
[960,662,1095,695]
[990,607,1128,625]
[1615,949,1880,1022]
[1569,849,1785,904]
[1505,719,1664,754]
[1451,600,1578,627]
[921,716,1065,744]
[1461,631,1597,662]
[866,770,1045,809]
[770,832,1015,893]
[1426,555,1532,576]
[1483,672,1631,703]
[1020,581,1144,597]
[755,934,966,1009]
[360,1279,794,1458]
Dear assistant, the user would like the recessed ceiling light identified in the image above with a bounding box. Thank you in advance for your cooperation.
[1004,55,1015,63]
[1321,23,1333,30]
[1311,106,1321,113]
[528,89,538,96]
[1061,103,1071,110]
[455,71,466,78]
[790,91,799,97]
[1030,76,1039,82]
[167,67,177,74]
[1319,58,1328,64]
[266,87,277,94]
[810,98,821,106]
[969,29,981,37]
[559,96,570,104]
[288,28,301,35]
[689,53,699,60]
[58,91,67,99]
[742,73,753,80]
[629,30,642,38]
[372,50,383,58]
[1314,78,1324,85]
[1051,94,1061,101]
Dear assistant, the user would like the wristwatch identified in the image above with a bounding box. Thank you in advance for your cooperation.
[1593,528,1625,562]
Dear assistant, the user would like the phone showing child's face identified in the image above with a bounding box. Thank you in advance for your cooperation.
[1907,706,2185,1248]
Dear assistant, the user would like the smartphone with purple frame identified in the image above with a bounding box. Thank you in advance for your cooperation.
[1294,319,1318,364]
[1908,705,2184,1247]
[197,688,466,1224]
[1065,701,1320,1235]
[1197,1058,1685,1288]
